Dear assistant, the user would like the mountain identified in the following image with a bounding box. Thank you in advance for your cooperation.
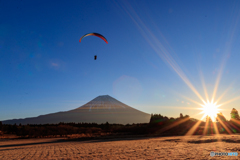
[2,95,151,125]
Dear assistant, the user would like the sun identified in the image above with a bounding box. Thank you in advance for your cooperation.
[199,100,221,122]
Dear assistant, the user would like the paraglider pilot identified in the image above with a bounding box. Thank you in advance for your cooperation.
[94,55,97,60]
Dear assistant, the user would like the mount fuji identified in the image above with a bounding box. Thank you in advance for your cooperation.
[2,95,151,125]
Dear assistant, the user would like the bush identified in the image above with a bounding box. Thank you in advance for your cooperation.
[231,108,240,120]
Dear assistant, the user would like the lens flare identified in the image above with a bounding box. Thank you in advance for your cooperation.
[199,100,221,122]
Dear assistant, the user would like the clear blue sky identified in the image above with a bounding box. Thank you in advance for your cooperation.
[1,0,240,121]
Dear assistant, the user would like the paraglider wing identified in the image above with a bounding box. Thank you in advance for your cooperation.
[79,33,108,44]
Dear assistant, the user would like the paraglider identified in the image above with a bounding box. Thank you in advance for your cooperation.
[79,33,107,60]
[79,33,108,44]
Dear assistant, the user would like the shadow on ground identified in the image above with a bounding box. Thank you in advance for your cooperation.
[0,135,155,149]
[188,138,240,144]
[0,138,65,149]
[2,134,240,149]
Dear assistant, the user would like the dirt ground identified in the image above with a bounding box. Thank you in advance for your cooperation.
[0,135,240,159]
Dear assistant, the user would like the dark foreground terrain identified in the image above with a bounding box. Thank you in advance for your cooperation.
[0,135,240,159]
[1,113,240,159]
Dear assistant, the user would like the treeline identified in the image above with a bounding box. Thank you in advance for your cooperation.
[0,114,196,138]
[1,108,240,138]
[148,108,240,135]
[0,122,149,138]
[148,113,196,135]
[149,113,190,125]
[0,121,2,136]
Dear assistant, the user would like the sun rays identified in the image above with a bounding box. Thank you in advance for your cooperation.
[169,70,240,137]
[199,100,221,122]
[118,1,240,137]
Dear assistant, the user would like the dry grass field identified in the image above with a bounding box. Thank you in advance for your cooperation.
[0,135,240,159]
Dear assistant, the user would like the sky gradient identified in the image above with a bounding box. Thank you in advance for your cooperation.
[1,0,240,121]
